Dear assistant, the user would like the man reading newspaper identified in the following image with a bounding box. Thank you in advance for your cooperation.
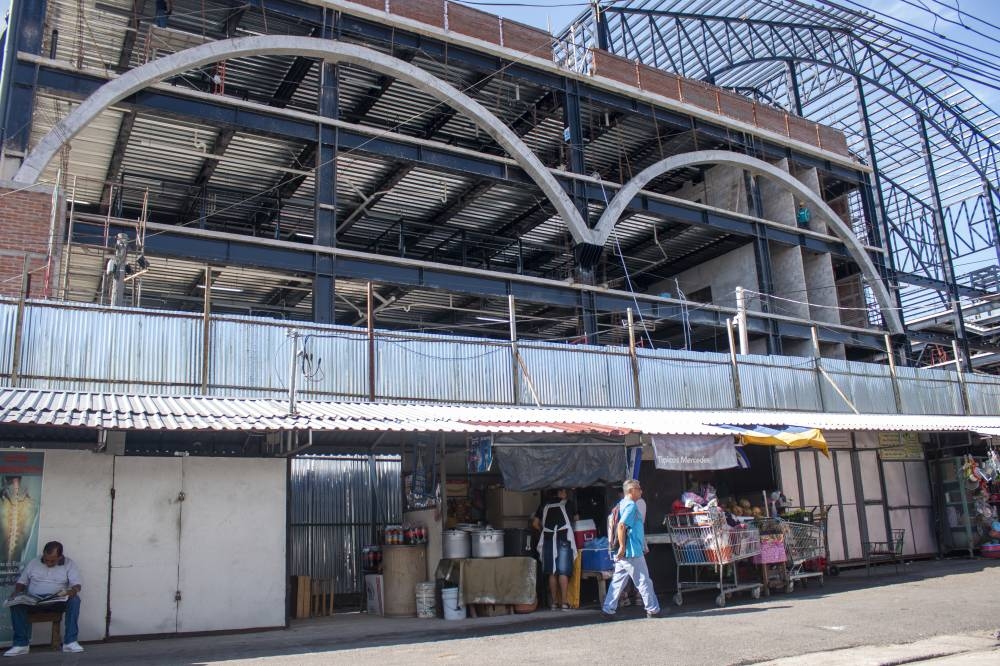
[3,541,83,656]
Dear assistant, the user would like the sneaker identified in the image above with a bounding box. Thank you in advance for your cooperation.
[2,646,29,657]
[560,603,570,611]
[600,610,617,621]
[62,642,84,653]
[646,611,664,619]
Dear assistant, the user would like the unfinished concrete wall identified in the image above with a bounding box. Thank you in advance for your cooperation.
[794,164,846,357]
[669,165,747,214]
[662,243,758,311]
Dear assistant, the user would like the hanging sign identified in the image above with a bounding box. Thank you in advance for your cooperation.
[878,432,923,461]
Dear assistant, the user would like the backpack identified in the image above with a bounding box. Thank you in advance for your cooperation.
[607,502,629,554]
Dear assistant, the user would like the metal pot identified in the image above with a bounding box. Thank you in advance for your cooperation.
[443,529,471,559]
[471,528,505,558]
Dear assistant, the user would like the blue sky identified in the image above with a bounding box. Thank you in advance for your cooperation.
[0,0,996,108]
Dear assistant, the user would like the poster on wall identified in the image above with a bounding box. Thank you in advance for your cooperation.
[0,452,44,643]
[878,432,924,461]
[467,435,493,474]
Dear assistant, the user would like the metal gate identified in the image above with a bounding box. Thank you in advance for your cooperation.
[289,455,401,594]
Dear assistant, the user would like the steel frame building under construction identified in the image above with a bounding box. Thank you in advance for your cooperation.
[0,0,995,370]
[1,0,999,642]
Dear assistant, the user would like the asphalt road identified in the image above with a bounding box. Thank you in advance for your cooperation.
[238,560,1000,666]
[7,559,998,665]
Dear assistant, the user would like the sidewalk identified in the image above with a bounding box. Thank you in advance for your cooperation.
[3,558,998,664]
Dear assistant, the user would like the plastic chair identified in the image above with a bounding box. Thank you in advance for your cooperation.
[862,529,905,576]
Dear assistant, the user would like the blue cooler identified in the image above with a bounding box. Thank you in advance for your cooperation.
[581,537,613,571]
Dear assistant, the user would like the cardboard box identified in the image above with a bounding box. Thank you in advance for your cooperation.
[365,574,384,616]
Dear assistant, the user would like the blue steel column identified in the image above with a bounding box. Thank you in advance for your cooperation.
[564,77,599,343]
[918,115,970,370]
[313,16,337,323]
[786,60,803,117]
[984,179,1000,269]
[1,0,46,157]
[856,77,910,360]
[745,171,781,354]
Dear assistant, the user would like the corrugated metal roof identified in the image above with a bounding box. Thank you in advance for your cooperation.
[3,388,1000,436]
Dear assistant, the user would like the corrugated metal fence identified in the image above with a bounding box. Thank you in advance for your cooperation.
[1,298,998,415]
[289,455,401,594]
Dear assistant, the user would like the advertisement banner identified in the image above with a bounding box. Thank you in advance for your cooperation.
[651,435,738,471]
[0,452,44,643]
[878,432,923,461]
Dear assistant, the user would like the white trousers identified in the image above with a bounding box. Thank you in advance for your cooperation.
[602,555,660,615]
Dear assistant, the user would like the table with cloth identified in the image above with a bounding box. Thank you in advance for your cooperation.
[435,557,537,607]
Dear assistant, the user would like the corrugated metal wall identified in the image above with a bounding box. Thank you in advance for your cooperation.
[2,299,998,415]
[289,455,401,594]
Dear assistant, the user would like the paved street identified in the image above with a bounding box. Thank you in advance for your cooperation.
[7,559,999,665]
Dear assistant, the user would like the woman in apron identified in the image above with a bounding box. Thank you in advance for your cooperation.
[531,488,578,610]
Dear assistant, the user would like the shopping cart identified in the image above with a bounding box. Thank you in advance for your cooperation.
[783,520,825,591]
[666,511,762,607]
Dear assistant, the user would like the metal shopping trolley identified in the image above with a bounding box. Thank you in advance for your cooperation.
[666,511,762,607]
[783,520,825,590]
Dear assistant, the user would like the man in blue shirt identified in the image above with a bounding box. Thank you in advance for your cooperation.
[602,480,662,619]
[4,541,84,656]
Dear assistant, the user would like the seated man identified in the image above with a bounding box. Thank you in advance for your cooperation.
[4,541,83,656]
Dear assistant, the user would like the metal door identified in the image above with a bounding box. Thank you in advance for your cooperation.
[177,458,286,632]
[883,459,936,556]
[108,457,182,636]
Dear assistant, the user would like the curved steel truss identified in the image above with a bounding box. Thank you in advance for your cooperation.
[561,1,1000,328]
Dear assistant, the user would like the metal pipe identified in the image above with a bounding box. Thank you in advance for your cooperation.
[508,294,520,405]
[735,286,749,355]
[627,307,641,408]
[288,329,299,415]
[884,333,903,413]
[726,318,742,409]
[367,281,375,401]
[201,266,212,394]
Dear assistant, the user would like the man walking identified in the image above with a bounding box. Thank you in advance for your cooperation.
[602,480,662,619]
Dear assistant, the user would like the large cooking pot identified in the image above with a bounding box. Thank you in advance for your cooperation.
[470,528,505,558]
[443,529,471,559]
[503,528,534,557]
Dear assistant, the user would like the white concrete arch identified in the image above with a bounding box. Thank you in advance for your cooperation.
[595,150,902,333]
[14,35,591,244]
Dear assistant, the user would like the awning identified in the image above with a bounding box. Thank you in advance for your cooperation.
[714,424,830,457]
[491,434,630,491]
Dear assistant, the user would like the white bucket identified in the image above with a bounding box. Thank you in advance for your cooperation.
[441,587,465,620]
[415,581,436,619]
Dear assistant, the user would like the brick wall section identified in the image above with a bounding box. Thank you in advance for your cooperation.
[679,79,719,113]
[718,90,755,124]
[753,104,788,137]
[348,0,384,10]
[499,20,552,57]
[447,3,502,46]
[0,186,56,298]
[589,49,849,156]
[592,50,638,87]
[786,115,819,147]
[637,64,680,101]
[391,0,445,29]
[817,125,850,157]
